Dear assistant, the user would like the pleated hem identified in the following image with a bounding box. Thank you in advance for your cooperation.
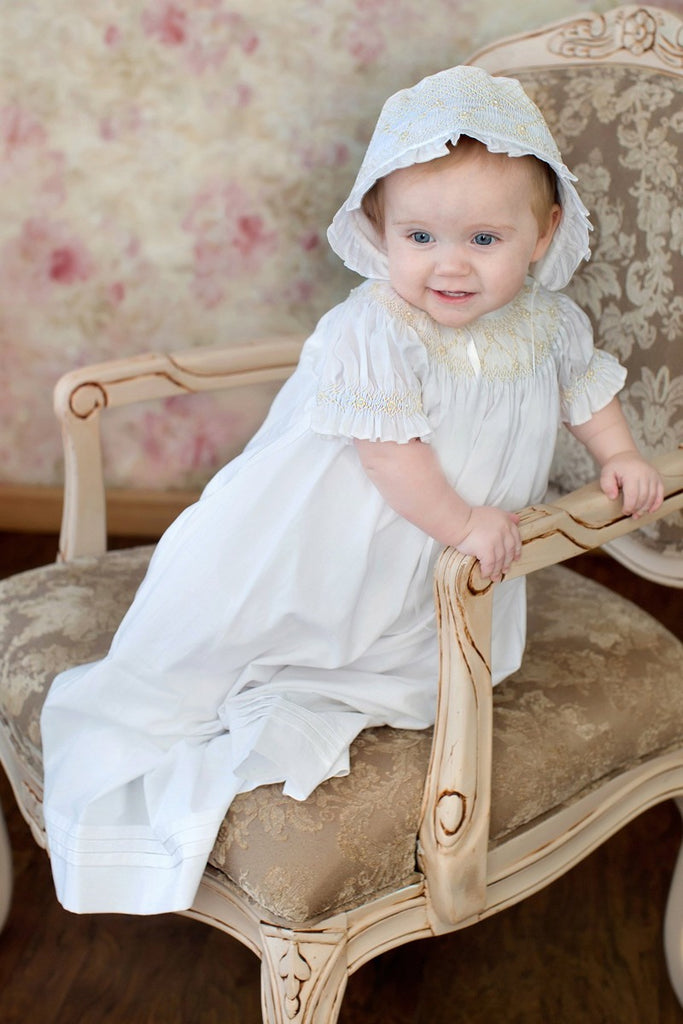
[45,809,223,915]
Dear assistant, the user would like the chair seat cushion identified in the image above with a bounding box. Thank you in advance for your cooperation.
[0,549,681,924]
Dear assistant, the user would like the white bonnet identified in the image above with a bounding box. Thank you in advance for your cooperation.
[327,65,591,291]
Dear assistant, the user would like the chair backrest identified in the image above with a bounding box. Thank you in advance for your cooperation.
[470,4,683,586]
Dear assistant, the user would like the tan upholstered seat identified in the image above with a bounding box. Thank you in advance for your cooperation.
[2,553,681,927]
[1,8,682,1021]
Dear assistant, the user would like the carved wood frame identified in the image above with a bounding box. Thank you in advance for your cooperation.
[469,4,683,75]
[42,336,683,1023]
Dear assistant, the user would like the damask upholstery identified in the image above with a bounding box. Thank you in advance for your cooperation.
[0,547,152,785]
[516,64,683,560]
[2,551,681,925]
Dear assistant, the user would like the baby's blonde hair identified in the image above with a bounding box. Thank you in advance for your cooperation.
[361,135,559,237]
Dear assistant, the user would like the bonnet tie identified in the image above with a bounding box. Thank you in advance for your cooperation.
[529,279,539,377]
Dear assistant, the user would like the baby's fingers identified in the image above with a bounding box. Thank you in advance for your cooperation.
[626,474,664,518]
[618,471,663,518]
[599,466,621,502]
[483,527,522,581]
[650,475,665,513]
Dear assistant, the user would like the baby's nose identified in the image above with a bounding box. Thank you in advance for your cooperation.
[436,244,470,275]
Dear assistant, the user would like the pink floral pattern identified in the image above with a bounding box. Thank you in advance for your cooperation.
[142,1,259,73]
[183,181,277,307]
[0,0,629,489]
[0,219,95,294]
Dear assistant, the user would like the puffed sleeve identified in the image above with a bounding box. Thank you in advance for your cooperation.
[555,293,627,425]
[309,287,434,443]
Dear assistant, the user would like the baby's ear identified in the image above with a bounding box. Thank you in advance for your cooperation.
[360,183,386,247]
[532,203,562,262]
[367,217,387,254]
[366,219,387,252]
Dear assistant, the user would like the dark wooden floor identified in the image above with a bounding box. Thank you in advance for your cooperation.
[0,532,682,1023]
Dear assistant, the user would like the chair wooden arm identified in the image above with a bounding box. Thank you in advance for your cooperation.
[420,445,683,929]
[53,340,305,560]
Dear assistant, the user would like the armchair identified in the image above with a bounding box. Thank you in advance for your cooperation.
[0,6,682,1022]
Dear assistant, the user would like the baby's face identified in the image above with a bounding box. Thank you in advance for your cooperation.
[380,148,559,328]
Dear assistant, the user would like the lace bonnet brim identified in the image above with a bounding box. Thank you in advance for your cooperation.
[327,65,591,291]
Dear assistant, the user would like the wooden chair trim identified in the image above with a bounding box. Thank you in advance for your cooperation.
[419,446,683,926]
[53,339,305,560]
[604,533,683,590]
[468,5,683,76]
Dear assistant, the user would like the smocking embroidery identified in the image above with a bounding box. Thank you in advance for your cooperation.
[316,381,423,418]
[370,282,559,383]
[560,358,600,407]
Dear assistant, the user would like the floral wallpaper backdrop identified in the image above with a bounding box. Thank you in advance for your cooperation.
[0,0,662,490]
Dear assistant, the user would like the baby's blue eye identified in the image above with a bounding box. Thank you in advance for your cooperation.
[473,233,495,246]
[410,231,433,244]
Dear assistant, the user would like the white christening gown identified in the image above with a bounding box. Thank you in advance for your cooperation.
[41,278,625,914]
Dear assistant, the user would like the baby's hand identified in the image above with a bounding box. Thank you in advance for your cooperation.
[454,505,522,582]
[600,451,664,518]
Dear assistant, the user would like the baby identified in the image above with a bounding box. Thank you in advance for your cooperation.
[41,66,662,917]
[353,134,661,580]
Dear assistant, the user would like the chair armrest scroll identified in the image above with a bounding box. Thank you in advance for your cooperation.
[53,339,304,561]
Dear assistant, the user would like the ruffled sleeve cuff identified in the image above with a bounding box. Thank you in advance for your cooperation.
[555,293,627,425]
[309,285,434,444]
[561,348,627,425]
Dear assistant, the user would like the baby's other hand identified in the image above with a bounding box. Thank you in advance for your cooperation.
[454,505,522,582]
[599,451,664,518]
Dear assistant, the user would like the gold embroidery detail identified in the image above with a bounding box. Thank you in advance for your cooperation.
[378,71,558,162]
[561,370,596,407]
[370,282,559,383]
[316,381,423,418]
[560,351,615,407]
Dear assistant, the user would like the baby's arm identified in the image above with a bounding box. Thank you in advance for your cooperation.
[354,438,521,581]
[568,397,664,517]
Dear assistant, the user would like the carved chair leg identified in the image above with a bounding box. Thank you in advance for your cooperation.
[0,802,13,932]
[259,921,349,1024]
[664,797,683,1008]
